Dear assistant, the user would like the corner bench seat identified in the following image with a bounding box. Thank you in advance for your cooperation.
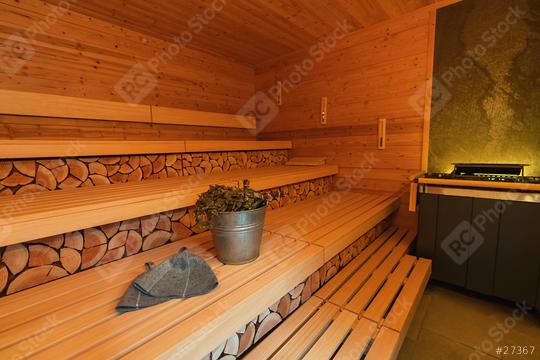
[244,227,432,360]
[264,191,400,261]
[0,191,403,359]
[0,164,338,246]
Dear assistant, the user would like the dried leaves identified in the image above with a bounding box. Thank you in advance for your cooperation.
[195,180,267,226]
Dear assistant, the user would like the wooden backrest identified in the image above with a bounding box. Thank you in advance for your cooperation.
[0,89,256,129]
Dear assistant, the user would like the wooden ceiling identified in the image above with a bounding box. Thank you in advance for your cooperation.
[45,0,445,65]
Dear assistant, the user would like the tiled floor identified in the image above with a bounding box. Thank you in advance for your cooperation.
[398,283,540,360]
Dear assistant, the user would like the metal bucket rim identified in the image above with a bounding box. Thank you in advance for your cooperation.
[215,204,268,215]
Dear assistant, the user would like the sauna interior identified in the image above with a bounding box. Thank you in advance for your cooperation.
[0,0,539,359]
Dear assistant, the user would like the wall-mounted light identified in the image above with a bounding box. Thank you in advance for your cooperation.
[378,118,386,150]
[321,97,328,125]
[276,81,282,106]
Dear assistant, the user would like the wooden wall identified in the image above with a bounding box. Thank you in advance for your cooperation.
[0,0,255,140]
[256,10,436,227]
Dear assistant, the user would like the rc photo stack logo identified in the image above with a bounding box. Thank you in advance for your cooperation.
[441,220,485,265]
[0,34,35,76]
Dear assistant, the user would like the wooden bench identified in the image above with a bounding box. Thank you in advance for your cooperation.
[264,191,400,261]
[244,227,432,360]
[0,164,338,246]
[0,191,402,359]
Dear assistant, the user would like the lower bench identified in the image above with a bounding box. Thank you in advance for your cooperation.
[244,227,432,360]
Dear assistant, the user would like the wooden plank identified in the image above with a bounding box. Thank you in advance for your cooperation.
[269,303,339,360]
[364,327,401,360]
[383,258,432,333]
[243,296,324,360]
[0,140,186,158]
[409,182,418,212]
[0,89,151,123]
[315,227,398,300]
[185,140,293,152]
[362,256,416,323]
[328,228,407,307]
[333,318,378,360]
[302,309,357,360]
[344,232,415,314]
[151,106,256,129]
[286,157,327,166]
[315,197,400,261]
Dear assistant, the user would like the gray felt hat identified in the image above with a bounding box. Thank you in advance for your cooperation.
[117,247,218,313]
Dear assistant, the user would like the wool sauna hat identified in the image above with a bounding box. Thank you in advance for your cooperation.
[117,247,218,313]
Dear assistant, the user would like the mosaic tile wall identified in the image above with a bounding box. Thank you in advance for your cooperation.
[0,176,333,296]
[206,217,392,360]
[0,150,289,195]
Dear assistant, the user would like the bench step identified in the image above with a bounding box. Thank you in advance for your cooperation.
[264,191,400,261]
[244,227,432,360]
[0,230,324,359]
[0,165,337,246]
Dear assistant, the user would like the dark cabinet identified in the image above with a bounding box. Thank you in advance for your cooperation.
[537,270,540,310]
[494,202,540,306]
[433,196,472,287]
[418,191,540,308]
[466,199,500,295]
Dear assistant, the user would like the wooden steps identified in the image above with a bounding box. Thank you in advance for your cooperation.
[0,165,338,246]
[0,139,292,158]
[264,192,400,261]
[244,227,431,360]
[0,231,324,360]
[0,190,404,359]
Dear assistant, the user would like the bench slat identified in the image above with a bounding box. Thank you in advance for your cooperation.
[302,309,357,360]
[383,258,432,333]
[333,318,378,360]
[315,226,397,300]
[268,194,377,239]
[327,228,407,307]
[271,303,339,360]
[363,255,417,323]
[315,196,400,261]
[364,327,401,360]
[345,232,415,314]
[242,296,324,360]
[264,194,369,234]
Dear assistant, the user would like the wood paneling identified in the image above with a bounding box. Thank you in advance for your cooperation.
[43,0,454,65]
[0,0,255,139]
[257,10,437,228]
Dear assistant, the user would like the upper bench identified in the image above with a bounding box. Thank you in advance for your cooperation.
[0,165,338,246]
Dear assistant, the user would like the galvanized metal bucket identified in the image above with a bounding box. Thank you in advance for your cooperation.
[210,205,267,265]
